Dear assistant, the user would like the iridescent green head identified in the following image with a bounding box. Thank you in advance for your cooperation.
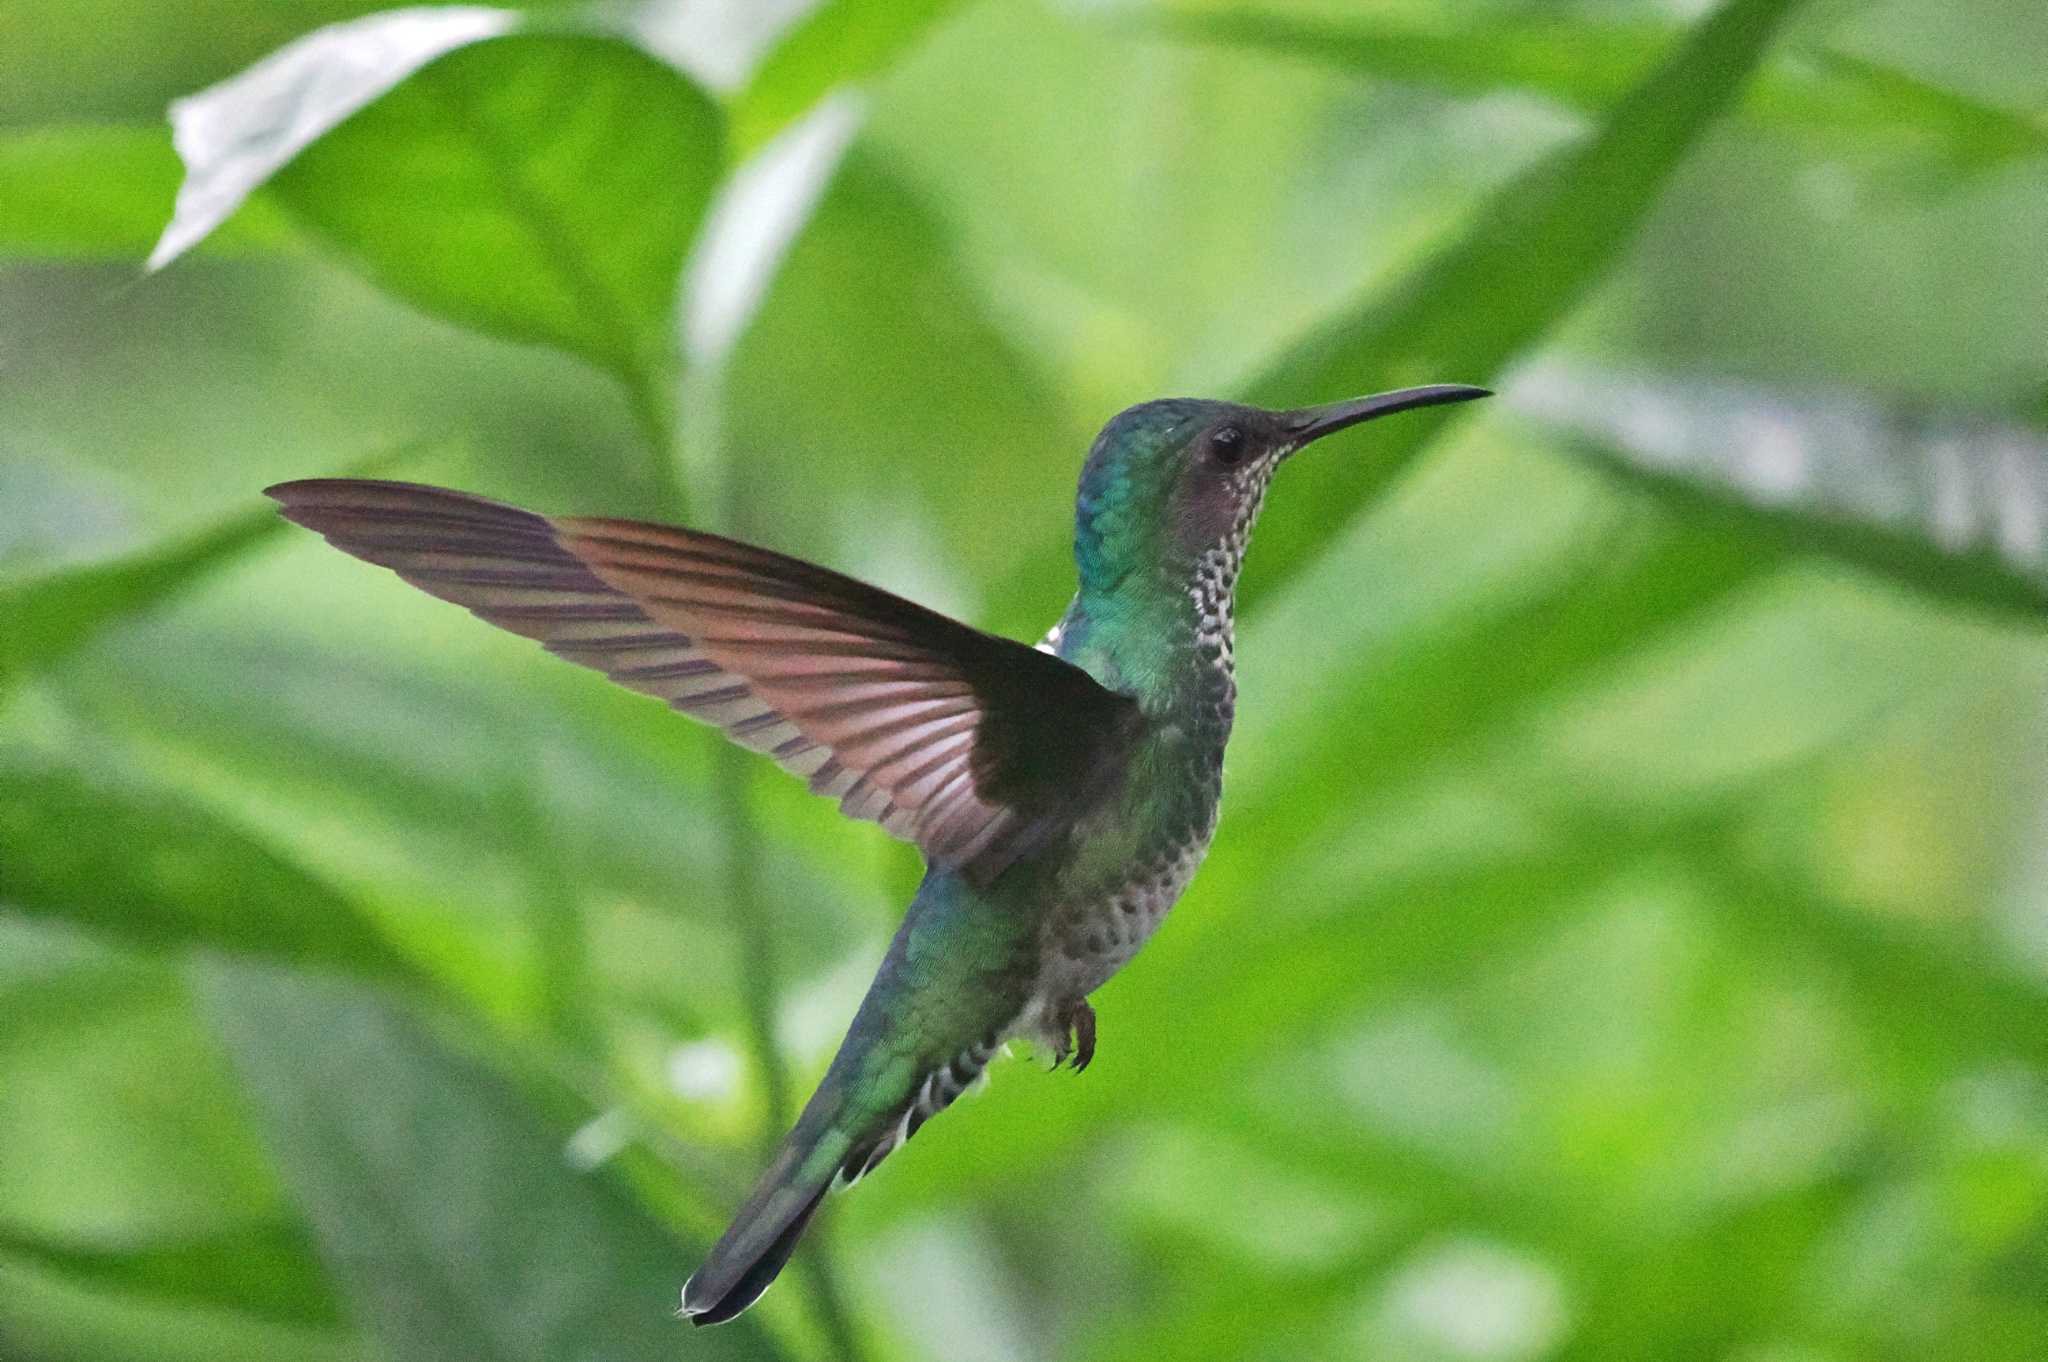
[1073,385,1490,596]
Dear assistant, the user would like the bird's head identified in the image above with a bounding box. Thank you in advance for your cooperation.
[1073,384,1491,596]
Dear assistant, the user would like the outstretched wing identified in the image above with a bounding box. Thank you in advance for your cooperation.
[267,479,1141,883]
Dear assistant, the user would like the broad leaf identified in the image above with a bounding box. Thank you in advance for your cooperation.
[0,952,346,1362]
[270,33,722,387]
[1512,361,2048,624]
[196,963,788,1362]
[1236,0,1814,607]
[0,763,414,979]
[0,955,293,1229]
[153,14,723,388]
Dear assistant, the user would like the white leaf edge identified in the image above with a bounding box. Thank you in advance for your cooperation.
[148,6,520,271]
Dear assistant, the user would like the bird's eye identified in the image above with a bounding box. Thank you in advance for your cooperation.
[1210,425,1246,466]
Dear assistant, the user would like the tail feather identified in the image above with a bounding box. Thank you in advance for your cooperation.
[683,901,1014,1330]
[682,1032,999,1324]
[681,1180,829,1326]
[680,1115,850,1326]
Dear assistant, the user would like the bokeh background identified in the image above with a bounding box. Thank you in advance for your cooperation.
[4,1,2048,1359]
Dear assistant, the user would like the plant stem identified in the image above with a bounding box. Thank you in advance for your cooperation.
[718,737,792,1134]
[663,358,868,1362]
[512,770,595,1053]
[624,365,691,520]
[667,359,793,1139]
[799,1247,867,1362]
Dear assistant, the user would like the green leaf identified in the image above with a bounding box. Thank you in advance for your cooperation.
[0,444,420,687]
[1772,47,2048,175]
[1693,826,2048,1074]
[0,1254,365,1362]
[1236,0,1814,606]
[1148,9,2048,179]
[0,1221,341,1329]
[0,125,290,260]
[0,492,284,684]
[270,33,723,387]
[195,963,788,1362]
[1145,9,1667,110]
[151,13,724,389]
[732,0,962,153]
[1514,362,2048,625]
[0,763,414,979]
[0,957,293,1236]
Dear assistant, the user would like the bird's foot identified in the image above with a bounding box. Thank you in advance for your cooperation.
[1050,998,1096,1074]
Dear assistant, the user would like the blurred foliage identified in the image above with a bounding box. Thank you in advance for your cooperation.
[2,1,2047,1361]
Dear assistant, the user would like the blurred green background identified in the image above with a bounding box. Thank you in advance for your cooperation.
[4,1,2048,1359]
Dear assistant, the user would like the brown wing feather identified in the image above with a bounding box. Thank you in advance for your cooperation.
[266,479,1140,882]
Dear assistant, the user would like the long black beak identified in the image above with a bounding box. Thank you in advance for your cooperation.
[1284,384,1491,450]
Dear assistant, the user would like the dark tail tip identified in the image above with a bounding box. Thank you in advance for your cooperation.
[680,1183,830,1327]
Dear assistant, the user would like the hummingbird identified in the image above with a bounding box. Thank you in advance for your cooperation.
[267,381,1488,1325]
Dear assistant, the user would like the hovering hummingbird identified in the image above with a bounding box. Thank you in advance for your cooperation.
[268,381,1488,1324]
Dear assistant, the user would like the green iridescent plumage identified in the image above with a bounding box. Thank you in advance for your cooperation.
[265,383,1488,1327]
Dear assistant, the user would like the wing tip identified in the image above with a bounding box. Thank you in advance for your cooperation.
[264,477,532,512]
[265,476,436,504]
[263,480,559,547]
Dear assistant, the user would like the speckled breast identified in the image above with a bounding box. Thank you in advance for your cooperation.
[1031,524,1244,1005]
[1039,823,1214,1001]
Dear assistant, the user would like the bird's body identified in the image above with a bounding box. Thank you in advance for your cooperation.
[267,382,1486,1326]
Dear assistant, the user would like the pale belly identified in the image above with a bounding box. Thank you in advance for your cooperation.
[1030,827,1213,1009]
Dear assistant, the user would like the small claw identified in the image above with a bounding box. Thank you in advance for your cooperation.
[1071,1000,1096,1074]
